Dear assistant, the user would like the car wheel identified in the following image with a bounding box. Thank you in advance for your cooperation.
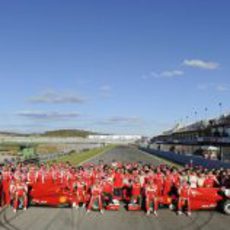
[223,200,230,215]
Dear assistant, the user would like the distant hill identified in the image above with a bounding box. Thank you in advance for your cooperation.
[0,132,28,137]
[41,129,97,138]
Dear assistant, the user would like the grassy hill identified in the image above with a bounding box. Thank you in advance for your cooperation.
[41,129,97,138]
[0,132,28,137]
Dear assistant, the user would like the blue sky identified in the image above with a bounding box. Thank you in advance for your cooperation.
[0,0,229,136]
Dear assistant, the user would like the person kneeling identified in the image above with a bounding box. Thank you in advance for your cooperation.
[13,177,28,213]
[87,180,104,214]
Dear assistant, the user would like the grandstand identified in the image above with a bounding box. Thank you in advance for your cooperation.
[150,113,230,162]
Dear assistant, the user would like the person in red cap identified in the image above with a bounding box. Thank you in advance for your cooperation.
[145,180,159,216]
[87,179,104,214]
[12,176,28,213]
[177,180,192,216]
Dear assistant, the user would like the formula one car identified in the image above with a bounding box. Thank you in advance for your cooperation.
[169,187,230,215]
[29,182,72,207]
[126,187,230,214]
[190,187,230,214]
[27,181,230,215]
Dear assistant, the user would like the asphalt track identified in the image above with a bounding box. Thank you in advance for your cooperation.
[0,146,230,230]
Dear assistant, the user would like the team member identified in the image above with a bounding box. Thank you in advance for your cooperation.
[204,171,219,188]
[154,168,164,196]
[188,171,198,188]
[177,181,192,216]
[102,177,114,206]
[2,167,12,206]
[13,177,28,213]
[197,172,205,187]
[87,180,104,214]
[72,177,87,209]
[0,172,3,208]
[113,168,124,199]
[163,170,173,196]
[145,180,159,216]
[130,177,142,206]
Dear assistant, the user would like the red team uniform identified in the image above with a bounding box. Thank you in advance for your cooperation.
[87,181,104,213]
[13,179,28,212]
[145,181,159,215]
[177,181,192,216]
[0,160,227,217]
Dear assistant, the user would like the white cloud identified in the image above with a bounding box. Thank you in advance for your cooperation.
[216,85,229,92]
[98,116,142,126]
[100,85,111,92]
[197,84,208,91]
[197,83,229,92]
[183,59,219,70]
[107,116,141,124]
[160,70,184,78]
[17,110,80,120]
[30,90,85,104]
[142,70,184,80]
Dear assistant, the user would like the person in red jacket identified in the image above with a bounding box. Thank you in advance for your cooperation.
[13,177,28,213]
[171,169,180,188]
[102,177,114,206]
[72,177,87,209]
[27,167,38,185]
[145,180,159,216]
[2,167,12,206]
[177,181,192,216]
[87,180,104,214]
[154,168,164,196]
[129,177,142,207]
[113,168,123,199]
[0,172,3,208]
[204,171,219,188]
[163,170,173,196]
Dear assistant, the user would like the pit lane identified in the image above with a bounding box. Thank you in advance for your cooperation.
[0,146,230,230]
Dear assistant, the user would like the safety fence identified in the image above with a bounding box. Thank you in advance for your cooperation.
[139,147,230,169]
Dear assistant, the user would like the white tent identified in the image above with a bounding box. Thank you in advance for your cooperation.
[201,145,219,151]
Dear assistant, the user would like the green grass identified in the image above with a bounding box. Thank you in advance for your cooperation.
[48,145,116,165]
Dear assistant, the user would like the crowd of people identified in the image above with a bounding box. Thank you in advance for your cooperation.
[0,160,230,216]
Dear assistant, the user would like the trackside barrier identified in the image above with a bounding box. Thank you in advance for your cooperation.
[139,147,230,169]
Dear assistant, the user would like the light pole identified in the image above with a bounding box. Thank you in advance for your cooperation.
[204,107,208,120]
[218,102,222,117]
[194,111,198,122]
[186,116,189,125]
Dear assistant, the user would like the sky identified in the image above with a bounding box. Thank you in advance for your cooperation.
[0,0,229,136]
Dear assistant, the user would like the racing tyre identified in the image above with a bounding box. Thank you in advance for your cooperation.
[222,200,230,215]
